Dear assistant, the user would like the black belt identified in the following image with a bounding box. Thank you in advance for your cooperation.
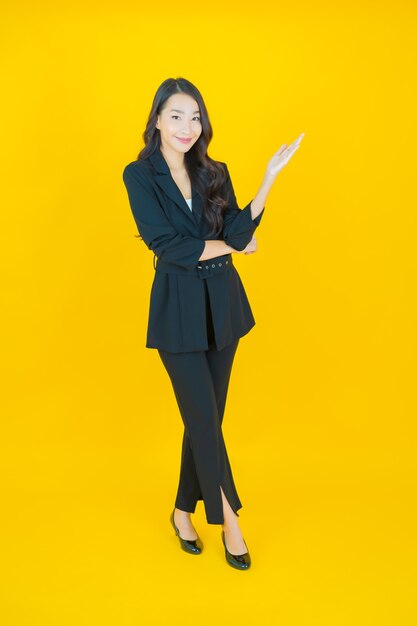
[154,253,234,279]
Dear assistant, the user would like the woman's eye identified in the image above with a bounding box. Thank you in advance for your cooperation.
[171,115,201,122]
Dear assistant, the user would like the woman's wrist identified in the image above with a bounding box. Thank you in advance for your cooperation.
[224,242,238,254]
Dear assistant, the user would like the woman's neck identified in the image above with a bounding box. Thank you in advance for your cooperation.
[160,144,185,172]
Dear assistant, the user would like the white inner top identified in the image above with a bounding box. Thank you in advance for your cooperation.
[185,197,192,211]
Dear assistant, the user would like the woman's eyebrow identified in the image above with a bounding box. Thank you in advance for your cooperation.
[170,108,200,114]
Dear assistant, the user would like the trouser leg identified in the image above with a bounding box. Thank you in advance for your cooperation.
[206,341,242,514]
[173,279,216,513]
[173,337,241,515]
[173,397,201,512]
[158,339,241,525]
[175,278,241,518]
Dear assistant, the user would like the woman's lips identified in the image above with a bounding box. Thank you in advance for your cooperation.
[176,137,192,144]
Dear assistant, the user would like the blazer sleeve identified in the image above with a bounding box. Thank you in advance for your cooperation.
[221,163,265,252]
[122,162,206,269]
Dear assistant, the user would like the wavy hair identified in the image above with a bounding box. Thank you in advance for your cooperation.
[135,77,229,237]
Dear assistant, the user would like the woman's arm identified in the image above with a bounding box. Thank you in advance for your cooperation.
[123,161,250,266]
[221,164,265,252]
[251,133,305,220]
[249,173,276,221]
[199,240,237,261]
[123,163,207,269]
[224,133,305,242]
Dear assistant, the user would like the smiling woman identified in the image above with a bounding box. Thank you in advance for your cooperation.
[122,75,303,570]
[155,100,203,167]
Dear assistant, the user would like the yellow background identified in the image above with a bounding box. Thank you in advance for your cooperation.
[1,0,416,624]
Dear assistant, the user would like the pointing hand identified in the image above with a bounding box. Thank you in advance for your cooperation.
[266,133,305,178]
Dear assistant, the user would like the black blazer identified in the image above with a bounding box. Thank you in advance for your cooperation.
[122,146,265,353]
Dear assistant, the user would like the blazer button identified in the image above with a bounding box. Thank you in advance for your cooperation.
[226,260,229,264]
[218,263,222,266]
[205,265,209,269]
[212,264,215,268]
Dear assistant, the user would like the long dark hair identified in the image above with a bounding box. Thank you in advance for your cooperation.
[136,77,229,237]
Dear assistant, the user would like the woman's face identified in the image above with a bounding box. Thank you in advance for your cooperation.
[156,93,202,155]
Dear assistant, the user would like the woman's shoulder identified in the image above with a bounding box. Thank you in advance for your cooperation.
[123,158,152,178]
[122,159,157,194]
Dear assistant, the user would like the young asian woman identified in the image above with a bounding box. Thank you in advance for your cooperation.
[122,76,304,569]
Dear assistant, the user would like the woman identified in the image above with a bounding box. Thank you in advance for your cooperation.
[122,77,304,570]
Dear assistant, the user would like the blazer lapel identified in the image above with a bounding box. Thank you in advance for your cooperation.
[148,147,203,228]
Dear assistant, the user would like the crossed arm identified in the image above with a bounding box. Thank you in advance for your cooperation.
[122,161,267,269]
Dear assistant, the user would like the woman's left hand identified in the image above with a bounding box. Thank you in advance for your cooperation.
[265,132,305,179]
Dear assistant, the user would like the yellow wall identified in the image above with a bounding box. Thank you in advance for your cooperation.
[1,1,416,624]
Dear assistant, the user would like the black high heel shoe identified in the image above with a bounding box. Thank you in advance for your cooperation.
[221,530,251,570]
[170,508,203,555]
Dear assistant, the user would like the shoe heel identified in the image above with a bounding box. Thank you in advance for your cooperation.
[170,509,203,555]
[221,530,251,570]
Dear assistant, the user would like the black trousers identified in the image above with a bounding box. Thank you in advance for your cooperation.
[158,281,242,524]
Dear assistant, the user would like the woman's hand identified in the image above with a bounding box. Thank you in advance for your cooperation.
[265,132,305,179]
